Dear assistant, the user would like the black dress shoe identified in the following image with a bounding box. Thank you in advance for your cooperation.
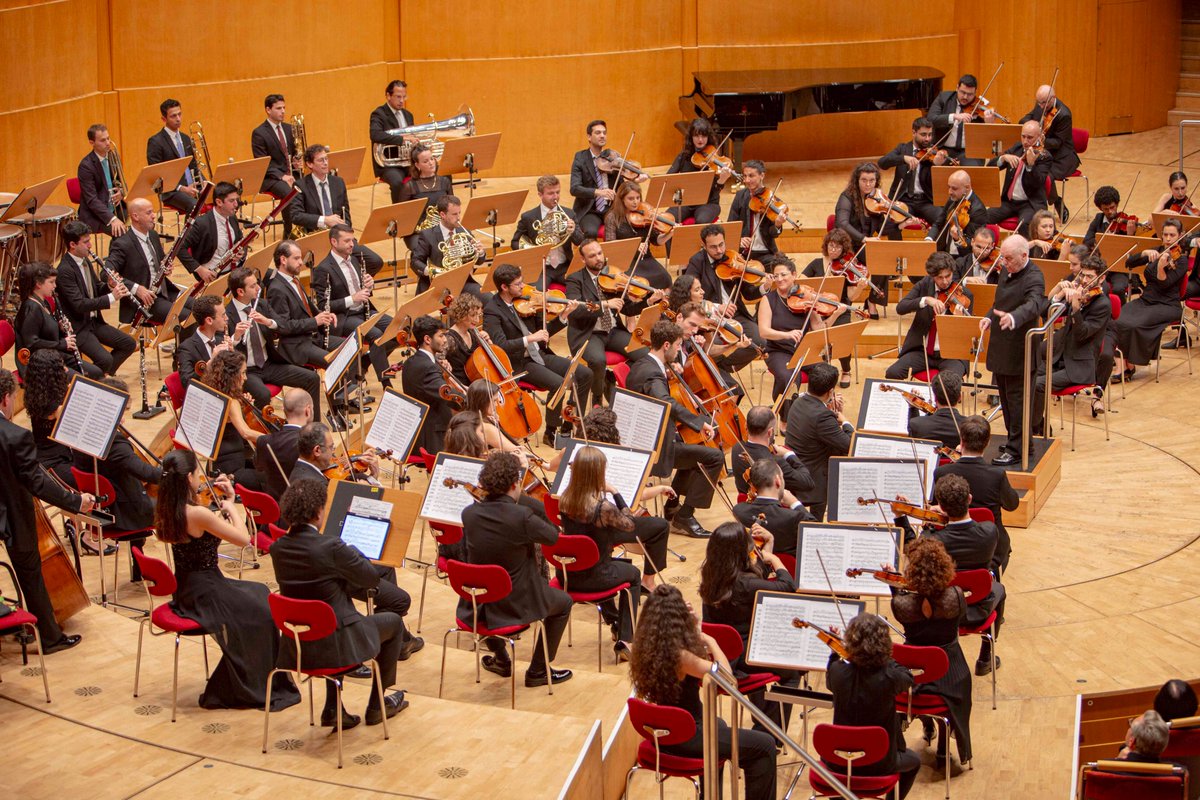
[481,655,512,678]
[541,431,559,449]
[992,451,1019,467]
[398,636,425,661]
[671,515,712,538]
[320,707,361,729]
[365,691,408,725]
[42,634,82,654]
[975,655,1001,676]
[346,664,373,680]
[524,666,573,687]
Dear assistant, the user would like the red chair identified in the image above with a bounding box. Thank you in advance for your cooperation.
[438,559,553,708]
[952,568,998,710]
[810,723,900,799]
[71,467,156,606]
[826,214,836,232]
[263,593,391,768]
[891,643,959,795]
[164,371,186,410]
[66,177,82,204]
[544,534,635,671]
[236,483,280,553]
[0,561,52,703]
[1051,381,1108,451]
[968,507,994,525]
[776,552,797,575]
[419,447,437,472]
[701,621,780,767]
[1109,293,1126,405]
[912,369,940,383]
[542,494,562,526]
[130,547,209,721]
[1059,128,1090,213]
[1079,760,1186,799]
[624,697,724,798]
[265,383,282,398]
[605,350,629,390]
[415,520,462,633]
[1159,276,1195,382]
[547,282,567,293]
[0,319,15,364]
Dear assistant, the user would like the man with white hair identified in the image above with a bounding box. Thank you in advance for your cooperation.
[979,235,1045,466]
[984,120,1052,236]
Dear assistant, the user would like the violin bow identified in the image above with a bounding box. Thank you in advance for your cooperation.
[771,347,811,417]
[815,549,849,630]
[974,62,1005,115]
[932,191,971,248]
[1084,179,1137,262]
[1036,67,1061,138]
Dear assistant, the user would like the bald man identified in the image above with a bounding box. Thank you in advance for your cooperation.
[104,196,183,325]
[1019,85,1079,185]
[928,169,988,256]
[978,235,1045,466]
[253,387,313,499]
[984,121,1052,237]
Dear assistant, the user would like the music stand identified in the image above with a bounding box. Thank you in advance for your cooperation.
[462,190,528,259]
[326,147,367,187]
[1096,234,1159,273]
[547,343,589,412]
[361,199,430,305]
[671,221,740,263]
[1032,258,1073,293]
[212,157,270,201]
[864,239,936,279]
[643,171,715,213]
[483,242,555,289]
[591,238,643,275]
[0,175,64,224]
[936,315,992,413]
[931,166,1003,207]
[379,266,473,344]
[151,287,196,354]
[964,123,1024,161]
[788,320,869,380]
[1149,212,1200,238]
[437,133,503,197]
[127,156,191,203]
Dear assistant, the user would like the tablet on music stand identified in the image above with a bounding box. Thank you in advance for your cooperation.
[212,158,270,199]
[127,157,192,202]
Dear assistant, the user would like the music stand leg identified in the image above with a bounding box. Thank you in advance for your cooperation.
[132,326,165,419]
[391,233,400,311]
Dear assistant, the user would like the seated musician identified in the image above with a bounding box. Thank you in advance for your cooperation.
[397,144,453,252]
[730,406,815,500]
[461,451,574,688]
[566,239,649,405]
[927,73,989,164]
[800,234,863,385]
[1066,248,1120,402]
[444,293,489,388]
[683,224,767,350]
[879,116,947,227]
[401,315,458,458]
[731,458,815,556]
[673,301,751,402]
[928,169,988,257]
[56,220,134,376]
[1115,218,1193,381]
[106,197,179,326]
[956,225,998,284]
[666,118,732,225]
[294,145,385,277]
[369,80,416,205]
[199,349,265,491]
[484,264,591,448]
[908,372,968,449]
[511,175,584,287]
[272,478,409,728]
[145,98,201,214]
[409,195,485,296]
[984,120,1052,237]
[783,362,853,521]
[1153,171,1197,216]
[728,159,784,261]
[180,181,243,287]
[759,255,814,415]
[1084,185,1142,299]
[1019,84,1080,210]
[834,161,898,316]
[569,120,621,239]
[463,381,524,456]
[626,320,724,539]
[603,182,673,291]
[178,294,234,388]
[76,123,127,238]
[289,421,379,487]
[886,251,973,381]
[1027,209,1069,260]
[14,262,101,378]
[253,388,312,500]
[249,93,298,240]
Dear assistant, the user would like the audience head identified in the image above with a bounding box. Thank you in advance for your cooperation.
[1127,710,1170,758]
[1154,680,1199,722]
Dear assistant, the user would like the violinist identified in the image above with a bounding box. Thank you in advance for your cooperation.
[396,143,453,252]
[1153,171,1198,216]
[730,406,815,500]
[484,264,591,448]
[727,159,782,260]
[400,315,458,458]
[410,194,486,296]
[201,349,265,491]
[289,421,382,488]
[626,320,724,539]
[665,118,732,225]
[984,120,1052,237]
[907,372,968,450]
[783,362,854,521]
[463,381,528,458]
[731,457,815,556]
[800,232,860,384]
[683,224,767,350]
[1028,209,1069,260]
[56,220,135,377]
[675,301,753,394]
[886,251,973,382]
[14,261,101,379]
[927,73,990,164]
[603,182,673,291]
[1115,218,1194,381]
[445,292,490,388]
[253,388,313,500]
[760,256,816,408]
[834,162,897,316]
[510,175,583,285]
[878,116,947,226]
[569,120,643,239]
[955,226,998,284]
[1019,84,1080,193]
[928,170,987,256]
[1082,186,1139,299]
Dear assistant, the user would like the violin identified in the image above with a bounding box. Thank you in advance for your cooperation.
[690,144,734,175]
[938,285,971,316]
[950,201,972,248]
[786,285,870,320]
[627,203,677,235]
[748,188,802,231]
[513,288,598,317]
[961,95,1010,123]
[713,251,769,286]
[878,383,937,414]
[597,266,655,301]
[599,151,649,181]
[864,190,923,226]
[1105,212,1152,235]
[846,567,910,590]
[321,448,393,482]
[937,445,961,462]
[443,476,487,501]
[195,477,235,508]
[1167,197,1199,216]
[914,147,959,166]
[466,340,543,440]
[828,255,870,287]
[857,495,949,526]
[436,358,468,410]
[698,313,759,350]
[791,618,849,659]
[1046,230,1078,253]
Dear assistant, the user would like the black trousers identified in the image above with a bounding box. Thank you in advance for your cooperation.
[901,196,941,227]
[162,190,197,215]
[885,351,968,380]
[76,322,136,376]
[377,168,407,204]
[55,350,103,379]
[353,565,414,642]
[484,587,573,670]
[523,352,593,432]
[581,329,646,403]
[6,541,65,645]
[995,370,1031,455]
[985,199,1041,236]
[623,515,670,576]
[343,312,398,385]
[671,443,724,510]
[663,721,777,800]
[263,179,296,240]
[568,560,641,643]
[765,346,802,398]
[324,610,402,711]
[245,361,321,414]
[577,210,605,239]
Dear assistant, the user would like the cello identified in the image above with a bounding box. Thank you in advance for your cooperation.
[465,340,543,440]
[681,339,746,449]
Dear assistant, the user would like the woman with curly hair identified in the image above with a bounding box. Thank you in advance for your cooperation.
[444,292,490,388]
[827,613,920,798]
[200,349,263,490]
[833,161,897,318]
[893,536,972,768]
[629,584,777,800]
[666,272,706,315]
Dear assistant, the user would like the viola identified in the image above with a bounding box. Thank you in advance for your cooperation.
[878,383,937,414]
[864,190,922,226]
[597,266,654,300]
[791,618,849,659]
[786,285,870,320]
[599,151,649,181]
[466,340,544,440]
[627,203,677,235]
[1106,212,1151,235]
[915,146,959,166]
[846,567,910,590]
[443,476,487,501]
[937,445,961,462]
[436,358,468,409]
[713,251,769,286]
[690,144,734,174]
[950,200,972,248]
[961,95,1009,123]
[1168,197,1199,216]
[748,188,802,232]
[829,255,870,286]
[857,495,949,526]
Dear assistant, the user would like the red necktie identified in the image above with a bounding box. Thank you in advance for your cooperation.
[275,125,287,157]
[1008,159,1024,201]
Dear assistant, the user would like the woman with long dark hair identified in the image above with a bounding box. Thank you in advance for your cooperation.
[603,182,672,292]
[464,379,524,456]
[665,118,732,225]
[834,161,897,318]
[153,449,299,710]
[200,349,263,490]
[14,261,98,378]
[397,143,452,251]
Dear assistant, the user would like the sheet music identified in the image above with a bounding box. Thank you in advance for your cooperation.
[550,440,653,504]
[858,379,935,435]
[851,433,940,500]
[419,455,485,525]
[746,593,866,672]
[324,331,360,393]
[828,458,926,525]
[610,388,668,453]
[795,524,900,597]
[365,389,427,460]
[50,376,128,459]
[339,514,390,560]
[175,384,228,460]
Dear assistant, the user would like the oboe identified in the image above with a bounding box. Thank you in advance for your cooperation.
[323,284,332,349]
[51,292,85,372]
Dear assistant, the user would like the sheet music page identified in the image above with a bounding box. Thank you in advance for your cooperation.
[420,456,485,525]
[795,524,900,597]
[851,434,940,500]
[610,389,668,453]
[746,594,865,672]
[175,384,228,460]
[829,459,926,524]
[552,440,653,504]
[859,379,935,435]
[324,331,361,393]
[365,389,427,460]
[50,377,128,459]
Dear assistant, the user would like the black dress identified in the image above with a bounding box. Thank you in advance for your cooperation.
[666,151,722,224]
[892,586,972,762]
[171,531,300,710]
[603,217,671,290]
[762,289,810,397]
[1116,250,1188,365]
[560,496,642,642]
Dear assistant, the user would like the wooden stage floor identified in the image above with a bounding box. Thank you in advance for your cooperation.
[4,125,1200,799]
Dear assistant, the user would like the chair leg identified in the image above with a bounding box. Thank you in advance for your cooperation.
[202,635,210,678]
[112,541,121,604]
[171,633,181,722]
[1069,394,1076,452]
[539,620,553,697]
[438,627,454,698]
[261,667,280,753]
[509,637,518,710]
[332,677,344,769]
[369,658,390,741]
[416,563,430,634]
[133,619,147,697]
[942,717,951,800]
[988,631,997,711]
[595,604,603,672]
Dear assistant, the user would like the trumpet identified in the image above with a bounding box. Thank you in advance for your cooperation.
[290,114,307,179]
[433,229,482,276]
[372,105,474,168]
[189,121,213,183]
[517,206,572,249]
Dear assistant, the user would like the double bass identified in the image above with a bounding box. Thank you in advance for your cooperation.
[36,502,90,624]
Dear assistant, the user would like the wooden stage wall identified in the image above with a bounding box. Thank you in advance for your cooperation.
[0,0,1180,205]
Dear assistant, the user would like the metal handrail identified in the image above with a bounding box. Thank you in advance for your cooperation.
[1021,300,1068,469]
[1179,119,1200,172]
[702,663,860,800]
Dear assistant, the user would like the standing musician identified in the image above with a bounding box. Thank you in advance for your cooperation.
[145,98,200,214]
[886,251,974,381]
[401,316,458,459]
[1028,209,1070,260]
[928,170,988,256]
[397,143,453,252]
[14,262,100,378]
[56,220,135,376]
[444,293,490,388]
[77,123,127,237]
[978,235,1046,467]
[731,458,815,560]
[484,264,590,447]
[684,224,767,352]
[666,118,733,225]
[956,226,999,284]
[927,73,990,164]
[511,175,584,286]
[759,255,815,414]
[730,406,815,499]
[879,116,949,227]
[179,181,243,286]
[569,120,635,239]
[1115,218,1194,381]
[200,349,265,491]
[566,239,648,405]
[984,120,1052,237]
[254,388,313,500]
[728,160,783,260]
[0,368,96,654]
[369,80,416,204]
[1020,84,1080,210]
[1153,171,1198,216]
[250,93,298,241]
[626,320,724,539]
[107,197,178,325]
[1083,186,1141,299]
[908,372,968,450]
[784,362,852,521]
[834,161,898,316]
[290,145,385,276]
[604,182,673,291]
[409,194,485,296]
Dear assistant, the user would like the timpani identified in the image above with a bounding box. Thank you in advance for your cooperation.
[9,204,76,263]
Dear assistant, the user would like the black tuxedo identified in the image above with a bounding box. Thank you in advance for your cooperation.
[569,148,626,237]
[179,211,243,275]
[783,393,853,516]
[510,205,584,285]
[369,103,414,200]
[985,145,1051,235]
[408,226,484,296]
[985,260,1046,455]
[564,267,644,402]
[732,496,815,557]
[729,440,816,498]
[926,519,1006,630]
[728,188,781,256]
[1019,99,1080,181]
[254,424,300,500]
[885,276,974,380]
[226,299,322,412]
[250,119,296,238]
[929,191,988,254]
[289,174,385,276]
[934,456,1017,574]
[145,128,199,212]
[105,228,177,324]
[55,253,136,375]
[878,141,940,224]
[310,252,395,383]
[907,407,967,450]
[177,330,222,388]
[266,273,343,369]
[76,151,125,233]
[400,350,456,458]
[926,90,986,159]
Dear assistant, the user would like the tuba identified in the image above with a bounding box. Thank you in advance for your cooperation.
[189,121,213,183]
[518,206,572,249]
[434,229,481,275]
[373,105,474,168]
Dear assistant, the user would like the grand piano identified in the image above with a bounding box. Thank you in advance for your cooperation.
[679,67,944,163]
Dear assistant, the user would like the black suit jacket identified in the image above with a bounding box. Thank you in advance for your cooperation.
[569,148,620,218]
[56,253,117,331]
[483,293,550,373]
[289,173,351,233]
[311,252,373,332]
[729,440,816,497]
[626,356,707,478]
[179,211,244,275]
[76,151,124,233]
[1019,99,1079,176]
[728,188,780,253]
[564,268,626,353]
[106,229,176,323]
[926,90,984,150]
[145,128,198,189]
[928,519,1000,573]
[0,416,82,550]
[290,459,328,486]
[254,425,301,500]
[934,456,1017,571]
[1042,293,1112,385]
[683,250,759,316]
[879,141,935,201]
[828,654,914,775]
[986,261,1046,374]
[732,496,814,557]
[989,144,1051,207]
[784,393,852,507]
[369,104,414,178]
[907,407,967,449]
[894,275,975,357]
[510,205,583,283]
[401,351,455,457]
[409,226,485,294]
[225,299,286,367]
[73,434,160,531]
[177,330,223,388]
[250,120,295,188]
[266,275,324,365]
[929,192,988,252]
[16,298,67,357]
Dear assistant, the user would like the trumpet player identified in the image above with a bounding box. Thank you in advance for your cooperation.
[410,194,485,296]
[251,93,298,240]
[369,80,416,204]
[145,98,200,214]
[511,175,584,286]
[56,220,135,376]
[289,144,384,276]
[77,124,127,237]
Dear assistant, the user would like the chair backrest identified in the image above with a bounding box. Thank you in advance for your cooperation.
[627,697,698,747]
[1082,761,1185,800]
[266,522,288,547]
[164,371,185,410]
[968,507,995,524]
[420,447,437,472]
[236,483,280,527]
[826,214,836,232]
[1109,293,1122,320]
[131,546,177,597]
[891,642,949,685]
[443,559,512,605]
[267,592,338,642]
[429,520,464,546]
[542,534,600,573]
[777,552,797,575]
[1164,717,1200,758]
[66,177,82,204]
[986,223,1001,241]
[0,320,14,356]
[543,494,562,526]
[950,568,993,606]
[70,467,116,509]
[701,622,744,662]
[812,723,891,771]
[1073,128,1090,155]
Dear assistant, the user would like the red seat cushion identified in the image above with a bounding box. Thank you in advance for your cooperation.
[737,672,780,694]
[455,617,530,638]
[611,361,630,388]
[959,609,998,636]
[518,381,540,393]
[265,384,282,398]
[548,577,631,603]
[682,216,697,226]
[811,770,899,797]
[296,663,369,678]
[152,603,204,634]
[604,351,627,366]
[636,740,710,777]
[103,526,155,542]
[912,369,939,382]
[998,217,1020,231]
[1052,384,1093,397]
[548,282,567,293]
[0,608,38,631]
[1185,298,1200,311]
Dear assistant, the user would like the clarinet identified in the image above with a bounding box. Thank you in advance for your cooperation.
[357,250,371,309]
[323,284,332,349]
[86,252,150,320]
[51,292,85,372]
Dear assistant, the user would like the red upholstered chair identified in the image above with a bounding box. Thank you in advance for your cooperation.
[438,559,553,708]
[0,561,52,703]
[0,319,15,364]
[912,369,940,383]
[951,568,999,710]
[968,507,994,525]
[597,223,605,239]
[605,350,629,389]
[419,447,437,472]
[1079,760,1186,799]
[66,177,82,204]
[236,483,280,554]
[1051,380,1108,451]
[701,621,780,751]
[130,547,209,721]
[810,723,901,799]
[265,383,282,398]
[263,593,391,768]
[891,643,961,795]
[163,371,186,410]
[547,282,567,293]
[1160,276,1195,382]
[1058,128,1090,213]
[542,494,562,526]
[624,697,724,798]
[71,467,156,606]
[544,534,635,671]
[1109,293,1126,405]
[826,214,836,232]
[777,552,797,575]
[416,520,463,633]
